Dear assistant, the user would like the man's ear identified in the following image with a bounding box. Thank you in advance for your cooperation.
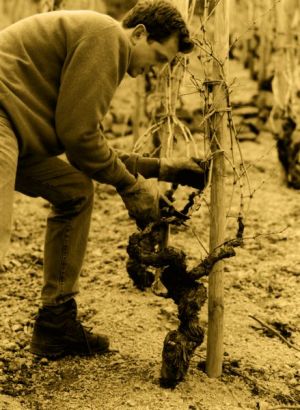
[130,24,148,45]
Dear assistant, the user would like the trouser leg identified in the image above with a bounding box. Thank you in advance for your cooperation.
[0,111,18,266]
[15,157,94,306]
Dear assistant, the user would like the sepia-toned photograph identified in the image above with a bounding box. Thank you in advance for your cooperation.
[0,1,299,409]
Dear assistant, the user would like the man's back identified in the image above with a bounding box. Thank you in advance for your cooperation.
[0,11,130,161]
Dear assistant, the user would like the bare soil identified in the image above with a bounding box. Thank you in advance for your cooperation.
[0,60,300,410]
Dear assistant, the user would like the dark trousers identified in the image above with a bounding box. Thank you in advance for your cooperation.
[0,109,94,306]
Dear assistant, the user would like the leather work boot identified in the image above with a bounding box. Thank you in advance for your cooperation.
[30,299,109,358]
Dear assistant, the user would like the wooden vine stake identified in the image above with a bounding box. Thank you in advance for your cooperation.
[132,75,147,144]
[272,0,299,118]
[206,0,230,378]
[156,0,190,156]
[151,0,191,295]
[257,0,272,87]
[270,0,300,188]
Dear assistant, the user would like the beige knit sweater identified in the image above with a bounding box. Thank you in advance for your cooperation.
[0,10,159,188]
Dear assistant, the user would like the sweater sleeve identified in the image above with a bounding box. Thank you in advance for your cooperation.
[117,152,161,179]
[55,27,136,188]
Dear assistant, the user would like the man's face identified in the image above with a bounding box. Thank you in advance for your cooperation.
[127,25,179,77]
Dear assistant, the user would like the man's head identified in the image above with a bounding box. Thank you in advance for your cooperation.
[122,0,194,77]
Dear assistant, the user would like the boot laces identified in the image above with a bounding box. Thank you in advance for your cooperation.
[71,312,93,354]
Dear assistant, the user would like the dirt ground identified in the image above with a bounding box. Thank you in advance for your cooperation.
[0,59,300,410]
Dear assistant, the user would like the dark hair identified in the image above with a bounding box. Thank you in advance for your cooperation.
[122,0,194,53]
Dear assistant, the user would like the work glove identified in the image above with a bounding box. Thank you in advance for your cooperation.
[159,157,210,190]
[118,174,160,229]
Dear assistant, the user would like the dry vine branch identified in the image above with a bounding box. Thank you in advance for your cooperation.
[266,407,300,410]
[190,16,286,234]
[183,52,253,232]
[249,315,300,352]
[227,0,282,63]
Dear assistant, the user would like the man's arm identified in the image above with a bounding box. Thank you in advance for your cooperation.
[55,25,136,190]
[117,152,160,178]
[55,22,161,226]
[118,152,210,190]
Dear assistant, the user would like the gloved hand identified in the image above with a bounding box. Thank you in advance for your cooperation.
[118,174,160,229]
[159,157,210,190]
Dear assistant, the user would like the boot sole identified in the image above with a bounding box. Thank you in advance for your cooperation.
[30,342,109,359]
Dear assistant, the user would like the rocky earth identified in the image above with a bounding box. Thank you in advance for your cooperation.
[0,58,300,410]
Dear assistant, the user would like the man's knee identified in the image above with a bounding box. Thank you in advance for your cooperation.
[54,175,94,216]
[75,174,94,208]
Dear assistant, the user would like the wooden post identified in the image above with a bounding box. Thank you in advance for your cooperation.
[150,0,190,295]
[257,0,272,87]
[272,0,298,112]
[132,75,147,144]
[244,0,258,76]
[206,0,229,378]
[271,0,300,185]
[154,0,189,157]
[156,0,189,157]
